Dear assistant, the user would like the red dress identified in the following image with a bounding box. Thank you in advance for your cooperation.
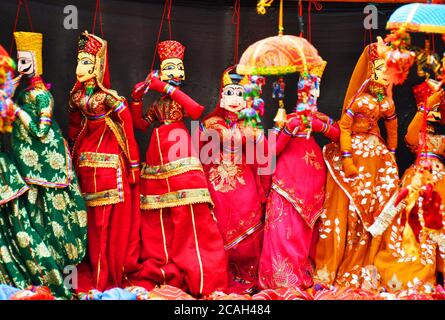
[129,93,228,296]
[69,32,141,292]
[201,110,267,293]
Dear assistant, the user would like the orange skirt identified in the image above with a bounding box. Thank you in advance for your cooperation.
[312,134,399,289]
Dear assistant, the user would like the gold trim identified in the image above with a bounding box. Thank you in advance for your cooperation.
[83,189,121,207]
[78,152,120,169]
[190,204,204,295]
[141,157,203,180]
[271,184,322,228]
[386,22,445,34]
[159,208,169,265]
[140,188,213,210]
[104,116,131,163]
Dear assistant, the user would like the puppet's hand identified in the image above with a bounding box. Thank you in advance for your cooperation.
[149,77,168,94]
[131,81,148,102]
[286,117,302,133]
[343,157,359,178]
[128,167,140,185]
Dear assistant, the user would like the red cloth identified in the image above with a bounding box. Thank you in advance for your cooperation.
[129,111,228,296]
[70,104,141,292]
[200,114,266,293]
[130,203,228,297]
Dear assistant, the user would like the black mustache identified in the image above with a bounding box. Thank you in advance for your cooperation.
[20,64,32,73]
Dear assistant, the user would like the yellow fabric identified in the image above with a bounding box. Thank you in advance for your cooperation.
[313,164,383,288]
[373,164,445,291]
[314,44,399,289]
[342,45,373,115]
[14,32,43,75]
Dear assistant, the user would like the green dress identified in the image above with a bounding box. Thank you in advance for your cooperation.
[0,148,77,298]
[10,76,87,298]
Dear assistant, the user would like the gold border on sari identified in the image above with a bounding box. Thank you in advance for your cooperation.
[140,188,214,210]
[141,157,204,180]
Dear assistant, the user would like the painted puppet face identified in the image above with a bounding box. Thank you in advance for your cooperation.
[160,58,185,86]
[220,84,245,113]
[17,51,35,76]
[76,52,96,83]
[372,58,389,86]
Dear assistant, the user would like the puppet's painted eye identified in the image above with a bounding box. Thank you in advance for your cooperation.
[236,90,243,97]
[226,89,234,96]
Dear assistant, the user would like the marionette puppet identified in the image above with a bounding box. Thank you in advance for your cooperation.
[258,65,341,290]
[11,32,87,297]
[312,40,399,290]
[373,80,445,291]
[68,31,141,292]
[0,44,78,299]
[200,68,270,294]
[129,40,228,296]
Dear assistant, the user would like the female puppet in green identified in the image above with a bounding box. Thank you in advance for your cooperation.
[9,32,87,297]
[0,43,81,299]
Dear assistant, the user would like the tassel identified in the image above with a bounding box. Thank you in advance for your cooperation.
[368,188,409,237]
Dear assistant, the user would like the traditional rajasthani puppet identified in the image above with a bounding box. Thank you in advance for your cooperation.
[129,40,228,296]
[68,31,141,291]
[200,68,269,294]
[258,68,340,290]
[11,32,87,295]
[313,42,399,289]
[373,81,445,291]
[0,44,77,299]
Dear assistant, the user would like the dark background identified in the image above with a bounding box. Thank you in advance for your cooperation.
[1,0,443,175]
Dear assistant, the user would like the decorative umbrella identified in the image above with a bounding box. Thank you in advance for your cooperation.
[236,35,324,76]
[237,0,325,124]
[387,3,445,34]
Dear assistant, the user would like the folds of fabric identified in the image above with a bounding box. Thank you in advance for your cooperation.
[0,153,74,299]
[373,132,445,290]
[313,134,399,288]
[73,117,140,292]
[259,134,326,290]
[133,121,228,296]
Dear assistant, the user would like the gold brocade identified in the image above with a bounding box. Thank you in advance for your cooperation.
[83,189,122,207]
[78,151,124,207]
[208,159,245,193]
[140,188,213,210]
[78,152,120,169]
[141,157,203,180]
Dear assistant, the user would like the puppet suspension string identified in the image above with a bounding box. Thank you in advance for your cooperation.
[92,0,104,37]
[298,0,303,37]
[232,0,241,64]
[307,1,322,43]
[278,0,284,35]
[363,28,373,48]
[150,0,173,72]
[9,0,34,54]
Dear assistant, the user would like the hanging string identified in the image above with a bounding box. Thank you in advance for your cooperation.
[166,0,173,40]
[363,28,373,48]
[306,1,322,42]
[298,0,303,37]
[150,0,170,72]
[92,0,104,37]
[9,0,34,54]
[431,33,435,53]
[278,0,284,35]
[232,0,241,64]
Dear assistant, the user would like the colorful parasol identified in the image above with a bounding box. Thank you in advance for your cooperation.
[236,35,324,76]
[387,3,445,34]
